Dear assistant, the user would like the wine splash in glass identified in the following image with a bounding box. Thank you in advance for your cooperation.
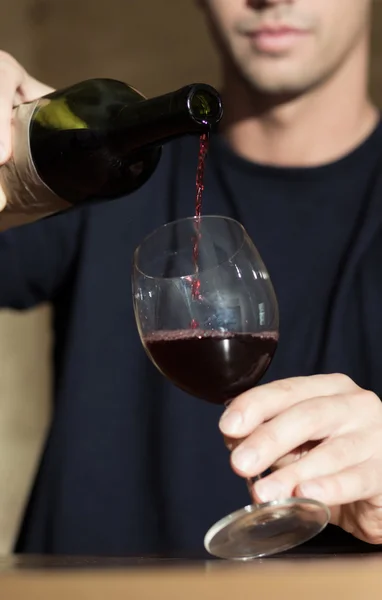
[132,215,330,560]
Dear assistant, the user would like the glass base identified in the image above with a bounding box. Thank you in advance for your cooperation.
[204,497,330,560]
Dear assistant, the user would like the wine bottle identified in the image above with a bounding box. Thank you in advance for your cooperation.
[0,78,223,229]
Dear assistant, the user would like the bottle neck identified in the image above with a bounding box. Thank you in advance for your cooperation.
[114,85,222,152]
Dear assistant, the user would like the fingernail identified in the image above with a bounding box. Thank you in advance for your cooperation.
[231,446,258,473]
[219,410,243,435]
[255,480,285,503]
[299,482,324,501]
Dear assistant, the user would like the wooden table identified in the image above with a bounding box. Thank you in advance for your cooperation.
[0,553,381,599]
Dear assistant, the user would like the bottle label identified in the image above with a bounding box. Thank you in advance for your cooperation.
[0,101,71,230]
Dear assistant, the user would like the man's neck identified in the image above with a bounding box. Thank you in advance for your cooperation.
[221,46,379,168]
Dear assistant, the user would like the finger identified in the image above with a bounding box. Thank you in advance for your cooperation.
[230,394,360,477]
[296,460,382,507]
[17,75,54,104]
[219,373,357,438]
[252,429,375,502]
[0,52,26,162]
[271,441,319,469]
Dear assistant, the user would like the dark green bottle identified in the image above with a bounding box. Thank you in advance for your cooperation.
[0,78,223,228]
[30,79,223,204]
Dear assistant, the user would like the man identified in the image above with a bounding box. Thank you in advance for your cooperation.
[0,0,382,556]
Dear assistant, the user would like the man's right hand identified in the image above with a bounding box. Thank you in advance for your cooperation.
[0,51,54,165]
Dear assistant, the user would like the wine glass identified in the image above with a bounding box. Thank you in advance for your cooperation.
[132,215,330,560]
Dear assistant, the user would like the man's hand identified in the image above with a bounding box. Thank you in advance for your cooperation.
[219,373,382,544]
[0,51,53,164]
[0,51,62,230]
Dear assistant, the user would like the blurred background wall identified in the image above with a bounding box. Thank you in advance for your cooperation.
[0,0,381,554]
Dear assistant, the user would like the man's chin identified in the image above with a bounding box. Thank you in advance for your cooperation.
[241,67,320,100]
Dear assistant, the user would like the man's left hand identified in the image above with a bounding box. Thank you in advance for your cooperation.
[219,373,382,544]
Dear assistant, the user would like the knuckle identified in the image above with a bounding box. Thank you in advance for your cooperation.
[299,399,323,430]
[352,389,381,418]
[361,389,380,409]
[0,51,25,83]
[0,50,15,65]
[330,372,355,389]
[331,436,358,465]
[272,378,297,394]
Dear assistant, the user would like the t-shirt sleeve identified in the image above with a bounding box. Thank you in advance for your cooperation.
[0,208,84,309]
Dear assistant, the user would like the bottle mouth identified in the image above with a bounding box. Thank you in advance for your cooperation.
[188,84,223,127]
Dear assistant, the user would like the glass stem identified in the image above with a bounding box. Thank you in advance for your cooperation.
[223,401,263,507]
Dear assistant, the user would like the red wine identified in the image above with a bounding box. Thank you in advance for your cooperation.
[144,330,278,404]
[190,132,210,306]
[195,132,209,219]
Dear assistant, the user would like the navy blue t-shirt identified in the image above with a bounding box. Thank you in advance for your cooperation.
[1,124,382,555]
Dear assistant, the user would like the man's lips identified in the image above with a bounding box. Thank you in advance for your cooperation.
[245,25,311,53]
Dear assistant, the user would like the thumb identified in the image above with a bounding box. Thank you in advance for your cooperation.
[0,52,54,165]
[0,54,25,164]
[19,74,54,103]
